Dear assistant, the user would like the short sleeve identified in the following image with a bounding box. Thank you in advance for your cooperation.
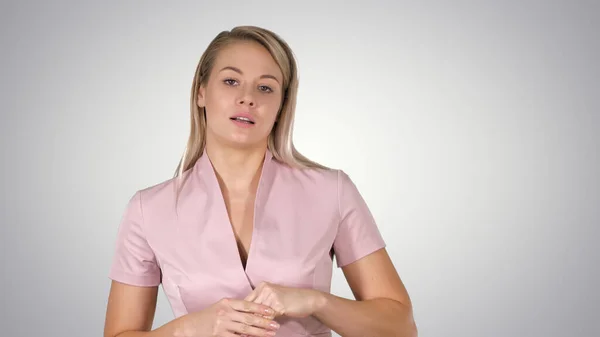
[108,191,161,286]
[333,170,386,268]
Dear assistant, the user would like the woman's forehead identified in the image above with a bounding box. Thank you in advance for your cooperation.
[213,41,283,80]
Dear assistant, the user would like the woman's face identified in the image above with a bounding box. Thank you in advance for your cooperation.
[198,41,284,150]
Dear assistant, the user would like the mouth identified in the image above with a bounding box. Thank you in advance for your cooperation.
[229,114,255,124]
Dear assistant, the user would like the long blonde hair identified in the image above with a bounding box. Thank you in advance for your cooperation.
[172,26,328,194]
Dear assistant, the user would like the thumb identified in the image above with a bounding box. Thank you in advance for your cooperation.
[244,287,258,302]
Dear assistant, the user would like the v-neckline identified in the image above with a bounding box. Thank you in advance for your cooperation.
[201,150,272,278]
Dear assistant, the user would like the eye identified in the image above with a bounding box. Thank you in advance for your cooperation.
[258,85,273,93]
[223,78,238,86]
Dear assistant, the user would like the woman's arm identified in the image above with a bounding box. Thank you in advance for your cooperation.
[104,280,185,337]
[244,248,418,336]
[104,280,280,337]
[311,248,418,337]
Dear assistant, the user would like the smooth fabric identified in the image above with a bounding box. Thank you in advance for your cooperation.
[108,149,386,336]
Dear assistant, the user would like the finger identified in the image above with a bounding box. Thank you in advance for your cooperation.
[244,287,258,302]
[217,331,237,337]
[259,291,280,317]
[248,311,274,322]
[253,288,270,306]
[227,320,277,337]
[266,292,285,316]
[245,281,267,302]
[230,310,280,331]
[246,281,268,301]
[227,299,274,317]
[258,312,275,321]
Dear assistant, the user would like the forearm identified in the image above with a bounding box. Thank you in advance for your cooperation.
[113,315,190,337]
[312,291,417,337]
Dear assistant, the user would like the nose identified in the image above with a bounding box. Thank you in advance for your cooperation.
[237,87,255,107]
[238,98,254,107]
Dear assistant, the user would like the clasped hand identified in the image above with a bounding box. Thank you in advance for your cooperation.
[245,281,320,318]
[182,282,320,337]
[239,281,321,337]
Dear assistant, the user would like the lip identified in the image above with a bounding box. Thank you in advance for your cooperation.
[229,112,256,124]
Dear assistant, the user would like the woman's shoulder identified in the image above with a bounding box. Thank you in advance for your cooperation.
[272,159,354,191]
[132,168,195,206]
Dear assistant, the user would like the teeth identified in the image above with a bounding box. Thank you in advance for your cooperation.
[233,116,253,123]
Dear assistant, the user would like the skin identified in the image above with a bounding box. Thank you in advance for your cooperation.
[104,40,417,337]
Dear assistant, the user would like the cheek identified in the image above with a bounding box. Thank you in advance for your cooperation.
[260,95,282,119]
[204,94,232,122]
[259,111,279,134]
[206,91,229,111]
[260,119,277,136]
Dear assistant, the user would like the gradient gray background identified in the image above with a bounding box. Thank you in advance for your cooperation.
[1,1,598,336]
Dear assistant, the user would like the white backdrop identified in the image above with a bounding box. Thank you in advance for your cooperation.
[1,1,598,336]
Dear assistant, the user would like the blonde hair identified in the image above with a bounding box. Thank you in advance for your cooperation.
[172,26,328,196]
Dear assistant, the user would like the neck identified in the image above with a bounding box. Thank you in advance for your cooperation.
[204,140,267,193]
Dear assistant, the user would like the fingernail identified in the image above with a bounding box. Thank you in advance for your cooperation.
[267,331,277,336]
[270,321,280,329]
[264,308,274,315]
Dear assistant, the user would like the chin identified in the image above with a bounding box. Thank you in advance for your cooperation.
[208,128,268,150]
[226,135,265,149]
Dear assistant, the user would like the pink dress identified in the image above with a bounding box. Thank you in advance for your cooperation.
[108,149,386,336]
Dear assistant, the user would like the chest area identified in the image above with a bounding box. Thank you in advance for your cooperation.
[224,193,255,267]
[156,195,335,268]
[146,175,340,284]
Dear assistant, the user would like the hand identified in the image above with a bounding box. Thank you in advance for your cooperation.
[180,297,280,337]
[244,281,323,318]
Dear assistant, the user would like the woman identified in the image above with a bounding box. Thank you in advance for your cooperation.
[104,26,417,337]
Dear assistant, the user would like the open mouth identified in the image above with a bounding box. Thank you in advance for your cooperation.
[230,116,255,124]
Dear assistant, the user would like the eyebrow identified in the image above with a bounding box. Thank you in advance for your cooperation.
[219,66,280,84]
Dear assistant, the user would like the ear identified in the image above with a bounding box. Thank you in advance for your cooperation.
[196,85,206,108]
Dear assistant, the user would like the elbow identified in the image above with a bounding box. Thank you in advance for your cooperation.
[407,320,418,337]
[407,310,419,337]
[397,313,418,337]
[371,298,418,337]
[394,315,417,337]
[405,306,418,337]
[391,299,418,337]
